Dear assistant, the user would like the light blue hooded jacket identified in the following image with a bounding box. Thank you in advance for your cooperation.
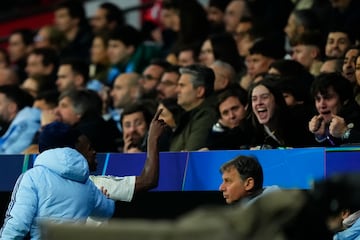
[0,148,114,240]
[334,218,360,240]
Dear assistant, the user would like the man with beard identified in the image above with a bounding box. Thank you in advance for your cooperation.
[121,102,155,153]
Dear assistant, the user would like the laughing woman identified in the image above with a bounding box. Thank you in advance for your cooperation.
[247,76,315,149]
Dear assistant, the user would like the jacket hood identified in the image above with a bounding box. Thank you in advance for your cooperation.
[34,147,89,182]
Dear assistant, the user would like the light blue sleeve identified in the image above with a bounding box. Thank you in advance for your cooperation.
[0,121,39,154]
[0,173,38,239]
[334,218,360,240]
[88,181,115,219]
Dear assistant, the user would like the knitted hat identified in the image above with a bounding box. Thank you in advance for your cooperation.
[39,121,82,153]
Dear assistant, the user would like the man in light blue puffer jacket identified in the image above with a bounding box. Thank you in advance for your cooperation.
[0,122,114,240]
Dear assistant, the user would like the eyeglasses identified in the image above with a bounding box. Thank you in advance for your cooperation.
[159,80,177,87]
[142,74,159,81]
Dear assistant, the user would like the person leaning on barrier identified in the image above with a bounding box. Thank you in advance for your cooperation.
[0,121,114,240]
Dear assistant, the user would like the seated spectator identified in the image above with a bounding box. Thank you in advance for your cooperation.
[42,89,120,152]
[0,85,40,153]
[240,37,285,90]
[54,0,93,60]
[308,73,360,146]
[156,97,184,151]
[21,74,56,98]
[176,44,200,67]
[90,2,125,34]
[156,64,180,100]
[7,28,35,83]
[169,64,217,151]
[121,101,154,153]
[88,32,110,88]
[290,31,325,77]
[199,32,243,74]
[139,58,171,101]
[341,45,359,84]
[33,24,67,52]
[205,87,252,150]
[325,27,354,59]
[56,58,89,93]
[248,76,315,149]
[25,47,59,81]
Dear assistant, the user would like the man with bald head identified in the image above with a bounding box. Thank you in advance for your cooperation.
[109,72,142,137]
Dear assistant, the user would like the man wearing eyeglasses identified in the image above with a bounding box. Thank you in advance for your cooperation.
[139,59,172,100]
[156,64,180,100]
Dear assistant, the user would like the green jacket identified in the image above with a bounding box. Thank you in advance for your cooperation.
[170,100,217,152]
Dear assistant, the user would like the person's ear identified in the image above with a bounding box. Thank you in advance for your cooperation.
[341,209,351,220]
[196,86,205,98]
[244,177,255,191]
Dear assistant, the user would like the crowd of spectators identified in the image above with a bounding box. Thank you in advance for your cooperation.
[0,0,359,154]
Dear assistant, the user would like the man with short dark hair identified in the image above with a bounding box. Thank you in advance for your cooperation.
[54,0,93,59]
[219,155,280,205]
[56,58,89,92]
[90,2,125,34]
[25,47,59,80]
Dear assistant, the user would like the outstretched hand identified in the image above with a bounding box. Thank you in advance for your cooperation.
[148,108,168,140]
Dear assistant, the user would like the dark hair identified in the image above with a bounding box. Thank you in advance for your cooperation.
[179,64,215,98]
[121,101,154,127]
[292,9,320,32]
[217,87,248,116]
[0,85,34,110]
[164,64,180,74]
[35,89,60,109]
[269,59,314,96]
[30,47,59,68]
[209,32,243,73]
[100,2,125,27]
[149,58,172,70]
[327,26,356,45]
[208,0,231,12]
[159,97,184,126]
[310,72,353,105]
[59,57,89,83]
[109,25,143,49]
[39,121,82,153]
[55,0,87,27]
[249,37,286,60]
[29,74,57,95]
[220,155,264,192]
[291,30,325,59]
[11,28,35,46]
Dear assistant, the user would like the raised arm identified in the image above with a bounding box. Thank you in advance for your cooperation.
[134,108,167,193]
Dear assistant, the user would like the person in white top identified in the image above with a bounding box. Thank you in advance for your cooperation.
[89,108,167,201]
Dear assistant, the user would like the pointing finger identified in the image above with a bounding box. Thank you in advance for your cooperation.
[153,108,163,120]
